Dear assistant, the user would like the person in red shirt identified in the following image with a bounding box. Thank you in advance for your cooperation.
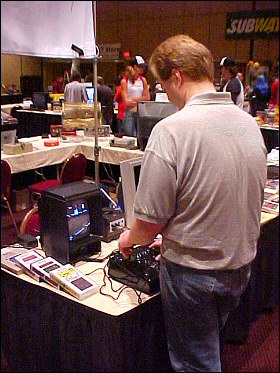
[52,76,64,93]
[269,74,279,107]
[114,84,126,134]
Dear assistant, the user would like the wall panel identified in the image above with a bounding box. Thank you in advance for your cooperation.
[234,39,252,62]
[1,54,21,89]
[118,1,139,21]
[254,39,279,63]
[159,1,186,17]
[208,13,231,60]
[210,1,252,13]
[21,56,42,76]
[138,19,161,59]
[98,20,120,44]
[181,14,210,47]
[139,1,162,19]
[256,1,279,10]
[183,1,211,15]
[118,19,140,55]
[159,16,184,44]
[1,54,41,91]
[96,1,118,22]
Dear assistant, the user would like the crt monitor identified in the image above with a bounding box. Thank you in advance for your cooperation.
[39,181,104,264]
[67,198,91,242]
[119,157,143,228]
[137,101,178,151]
[82,82,93,88]
[86,87,95,103]
[32,92,51,110]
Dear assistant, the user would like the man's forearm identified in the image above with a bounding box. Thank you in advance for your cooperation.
[128,219,163,246]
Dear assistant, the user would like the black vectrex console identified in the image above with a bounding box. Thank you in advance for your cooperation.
[107,244,160,295]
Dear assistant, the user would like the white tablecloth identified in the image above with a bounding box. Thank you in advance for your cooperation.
[1,135,143,174]
[2,240,153,316]
[1,103,31,118]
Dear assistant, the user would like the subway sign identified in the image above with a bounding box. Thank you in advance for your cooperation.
[226,10,279,39]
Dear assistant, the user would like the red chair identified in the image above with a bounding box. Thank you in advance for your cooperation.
[10,105,23,119]
[29,153,87,202]
[1,160,20,236]
[19,206,40,237]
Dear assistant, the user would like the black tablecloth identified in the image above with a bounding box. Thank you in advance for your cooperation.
[1,273,171,372]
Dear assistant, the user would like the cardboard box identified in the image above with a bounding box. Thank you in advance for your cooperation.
[11,188,31,212]
[3,142,33,155]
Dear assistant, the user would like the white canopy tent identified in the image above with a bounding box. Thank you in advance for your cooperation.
[1,0,101,185]
[1,1,96,58]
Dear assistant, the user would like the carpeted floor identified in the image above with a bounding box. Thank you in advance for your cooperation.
[1,207,279,372]
[221,306,279,372]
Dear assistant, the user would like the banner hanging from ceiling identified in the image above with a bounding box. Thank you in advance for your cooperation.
[226,10,279,39]
[1,1,96,58]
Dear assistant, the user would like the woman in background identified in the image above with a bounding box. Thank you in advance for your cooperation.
[121,56,150,137]
[248,74,271,117]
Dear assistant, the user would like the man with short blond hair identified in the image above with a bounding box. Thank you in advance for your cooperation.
[118,34,267,372]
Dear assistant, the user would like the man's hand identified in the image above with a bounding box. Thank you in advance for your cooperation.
[149,237,162,261]
[118,228,133,259]
[118,219,164,259]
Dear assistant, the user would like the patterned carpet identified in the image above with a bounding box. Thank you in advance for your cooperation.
[1,207,279,372]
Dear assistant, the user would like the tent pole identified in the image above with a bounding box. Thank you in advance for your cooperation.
[92,1,100,187]
[93,56,99,187]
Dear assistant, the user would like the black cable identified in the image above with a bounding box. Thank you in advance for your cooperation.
[85,267,104,276]
[80,249,118,263]
[99,264,143,304]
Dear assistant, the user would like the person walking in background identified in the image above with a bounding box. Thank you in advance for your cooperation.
[52,76,64,93]
[269,72,279,108]
[121,56,150,137]
[248,74,271,117]
[237,72,251,112]
[118,34,267,372]
[220,57,244,109]
[97,76,114,127]
[64,72,87,103]
[114,83,126,134]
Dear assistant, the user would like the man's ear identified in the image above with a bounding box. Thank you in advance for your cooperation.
[172,68,183,86]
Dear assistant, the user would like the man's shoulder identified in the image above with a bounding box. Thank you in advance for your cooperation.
[98,88,114,101]
[98,85,113,92]
[105,85,114,94]
[228,76,241,92]
[231,76,241,87]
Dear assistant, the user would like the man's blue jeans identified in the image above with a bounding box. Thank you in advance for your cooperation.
[123,110,138,137]
[160,257,251,372]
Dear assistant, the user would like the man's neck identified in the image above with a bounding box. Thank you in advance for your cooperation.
[183,80,216,106]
